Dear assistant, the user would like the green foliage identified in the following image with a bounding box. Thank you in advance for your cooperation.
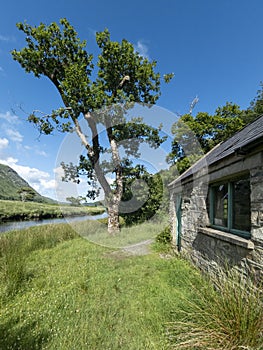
[0,199,104,222]
[153,226,173,254]
[12,18,166,134]
[117,162,164,226]
[167,102,245,173]
[95,29,162,106]
[155,226,172,244]
[163,73,174,83]
[0,163,52,203]
[167,268,263,349]
[65,196,82,206]
[97,215,125,227]
[168,82,263,175]
[12,18,172,231]
[17,186,36,201]
[244,81,263,123]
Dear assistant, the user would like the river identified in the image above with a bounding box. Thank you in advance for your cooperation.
[0,212,107,234]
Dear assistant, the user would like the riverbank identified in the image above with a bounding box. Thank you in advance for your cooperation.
[0,212,108,234]
[0,199,105,222]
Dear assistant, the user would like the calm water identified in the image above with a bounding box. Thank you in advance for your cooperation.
[0,212,107,234]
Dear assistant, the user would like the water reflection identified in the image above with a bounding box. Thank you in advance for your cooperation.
[0,212,107,234]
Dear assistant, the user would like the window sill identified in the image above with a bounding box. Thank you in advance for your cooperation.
[198,227,254,250]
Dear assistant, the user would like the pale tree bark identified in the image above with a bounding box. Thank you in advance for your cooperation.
[74,112,123,234]
[104,118,123,234]
[107,198,120,234]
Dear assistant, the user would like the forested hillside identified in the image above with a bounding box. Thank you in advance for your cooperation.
[0,163,54,203]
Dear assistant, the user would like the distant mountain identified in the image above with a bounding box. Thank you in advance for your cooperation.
[0,163,56,203]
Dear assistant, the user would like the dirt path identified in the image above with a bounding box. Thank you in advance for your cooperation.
[105,239,154,260]
[122,239,153,256]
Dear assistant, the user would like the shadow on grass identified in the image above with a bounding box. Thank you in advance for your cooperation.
[0,317,49,350]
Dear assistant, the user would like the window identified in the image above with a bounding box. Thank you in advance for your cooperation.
[209,176,251,238]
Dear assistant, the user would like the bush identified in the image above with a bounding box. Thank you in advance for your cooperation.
[167,267,263,349]
[155,226,172,244]
[97,216,125,227]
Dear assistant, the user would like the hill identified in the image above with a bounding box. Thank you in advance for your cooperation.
[0,163,55,203]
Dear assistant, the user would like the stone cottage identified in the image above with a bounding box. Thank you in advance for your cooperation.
[168,115,263,278]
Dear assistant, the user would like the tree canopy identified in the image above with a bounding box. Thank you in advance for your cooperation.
[17,187,36,202]
[12,18,173,233]
[167,100,261,174]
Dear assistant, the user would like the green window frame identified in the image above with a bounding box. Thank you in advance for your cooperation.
[209,176,251,238]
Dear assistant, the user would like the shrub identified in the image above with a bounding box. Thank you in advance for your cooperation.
[167,267,263,349]
[155,226,172,244]
[97,216,125,227]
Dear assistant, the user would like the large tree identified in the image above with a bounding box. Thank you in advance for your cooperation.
[12,18,172,233]
[17,186,36,202]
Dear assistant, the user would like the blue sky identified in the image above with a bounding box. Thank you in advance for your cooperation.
[0,0,263,200]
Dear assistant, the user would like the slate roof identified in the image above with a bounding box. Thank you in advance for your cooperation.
[169,115,263,188]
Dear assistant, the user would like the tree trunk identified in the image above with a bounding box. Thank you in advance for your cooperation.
[107,201,120,234]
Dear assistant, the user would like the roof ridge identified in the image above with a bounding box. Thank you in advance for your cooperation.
[169,115,263,187]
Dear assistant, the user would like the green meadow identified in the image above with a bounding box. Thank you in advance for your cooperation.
[0,221,262,349]
[0,200,105,222]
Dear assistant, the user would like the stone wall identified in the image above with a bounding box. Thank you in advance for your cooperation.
[179,180,209,249]
[248,164,263,278]
[170,159,263,280]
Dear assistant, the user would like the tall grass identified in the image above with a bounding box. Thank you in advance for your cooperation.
[0,234,27,297]
[0,221,203,349]
[1,220,261,349]
[0,199,104,221]
[0,224,78,297]
[73,218,167,248]
[167,267,263,350]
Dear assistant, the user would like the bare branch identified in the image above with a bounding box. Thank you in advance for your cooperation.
[189,95,199,114]
[119,75,130,88]
[72,117,90,150]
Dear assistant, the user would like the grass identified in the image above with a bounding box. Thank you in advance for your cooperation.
[0,221,262,349]
[166,267,263,350]
[0,221,202,349]
[0,200,105,222]
[73,218,167,248]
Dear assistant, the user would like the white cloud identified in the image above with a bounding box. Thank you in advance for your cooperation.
[54,166,64,178]
[34,178,56,193]
[106,175,115,185]
[0,157,18,165]
[40,178,56,190]
[36,150,48,157]
[54,166,104,202]
[0,138,9,150]
[88,27,97,38]
[24,145,48,157]
[0,35,9,42]
[0,111,19,124]
[0,157,56,198]
[0,34,14,42]
[134,40,150,59]
[6,128,23,143]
